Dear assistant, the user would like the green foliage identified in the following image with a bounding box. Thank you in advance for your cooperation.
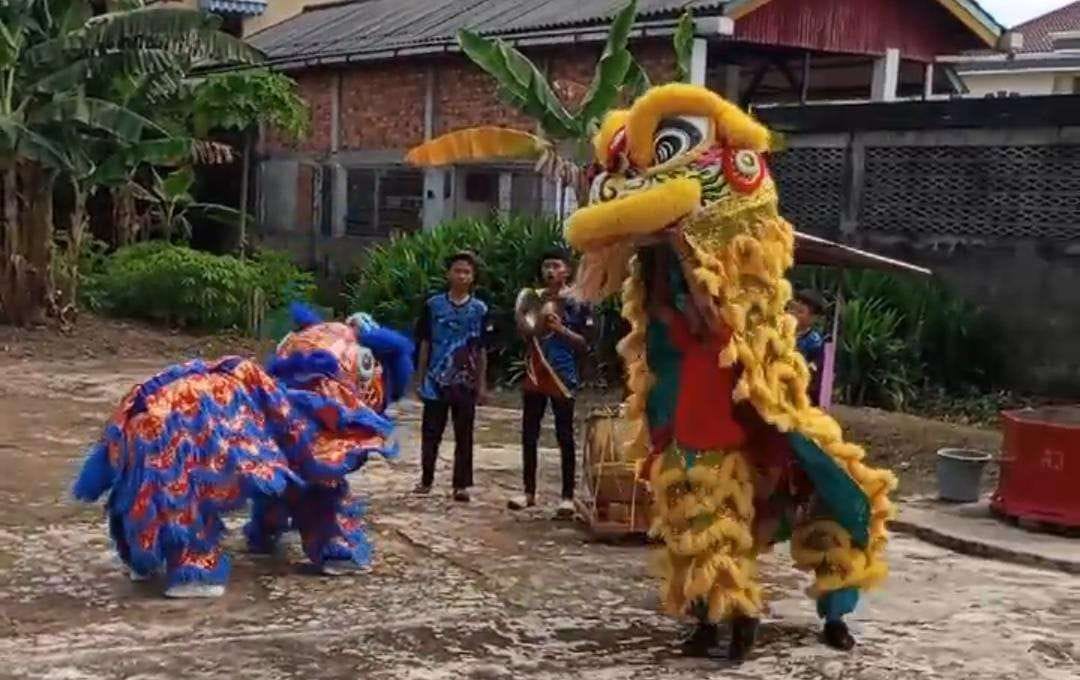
[673,11,696,83]
[131,166,246,241]
[345,214,625,385]
[792,267,1008,411]
[191,68,310,141]
[86,242,313,331]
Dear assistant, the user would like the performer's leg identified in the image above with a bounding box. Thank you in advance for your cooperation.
[791,517,885,650]
[417,399,450,492]
[163,516,230,599]
[650,447,761,659]
[293,482,372,575]
[244,492,292,555]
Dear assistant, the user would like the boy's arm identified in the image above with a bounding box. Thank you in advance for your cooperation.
[477,310,493,404]
[415,340,430,397]
[413,301,432,397]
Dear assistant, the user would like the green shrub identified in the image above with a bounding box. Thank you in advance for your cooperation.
[792,267,1008,410]
[86,241,314,331]
[345,214,625,386]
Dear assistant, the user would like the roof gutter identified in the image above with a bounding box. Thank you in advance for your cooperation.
[255,15,733,73]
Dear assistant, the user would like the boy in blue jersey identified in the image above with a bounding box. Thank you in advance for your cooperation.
[508,249,593,518]
[413,251,492,502]
[790,288,826,407]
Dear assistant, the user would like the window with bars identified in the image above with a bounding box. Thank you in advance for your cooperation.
[345,167,423,237]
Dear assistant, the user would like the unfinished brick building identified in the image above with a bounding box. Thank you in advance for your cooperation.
[249,0,1002,271]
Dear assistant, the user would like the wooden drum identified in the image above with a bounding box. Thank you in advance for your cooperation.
[577,405,652,537]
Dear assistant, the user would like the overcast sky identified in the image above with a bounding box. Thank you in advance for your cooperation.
[978,0,1074,27]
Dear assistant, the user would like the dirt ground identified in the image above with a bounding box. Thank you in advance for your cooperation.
[0,320,1074,680]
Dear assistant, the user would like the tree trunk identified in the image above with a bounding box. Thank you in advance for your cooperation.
[17,162,55,326]
[64,179,88,312]
[0,165,25,324]
[112,184,138,247]
[238,130,253,258]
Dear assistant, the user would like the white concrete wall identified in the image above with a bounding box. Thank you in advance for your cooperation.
[958,72,1058,97]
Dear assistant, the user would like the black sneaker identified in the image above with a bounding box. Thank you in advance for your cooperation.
[728,616,760,661]
[412,483,431,496]
[680,622,719,657]
[823,620,856,651]
[453,488,471,503]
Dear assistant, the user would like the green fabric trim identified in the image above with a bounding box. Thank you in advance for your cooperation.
[645,320,682,430]
[786,432,871,548]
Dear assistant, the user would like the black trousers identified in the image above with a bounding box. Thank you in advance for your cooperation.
[521,391,576,499]
[420,398,476,489]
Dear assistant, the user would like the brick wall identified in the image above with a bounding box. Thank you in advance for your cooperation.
[265,39,682,156]
[341,65,426,150]
[434,55,536,136]
[263,69,335,155]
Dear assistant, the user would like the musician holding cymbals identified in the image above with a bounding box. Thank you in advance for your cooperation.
[509,249,594,518]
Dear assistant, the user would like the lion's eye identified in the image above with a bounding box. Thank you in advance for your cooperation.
[357,348,375,382]
[653,118,704,165]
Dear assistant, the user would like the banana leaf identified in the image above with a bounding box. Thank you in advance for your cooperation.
[577,0,638,130]
[673,11,695,83]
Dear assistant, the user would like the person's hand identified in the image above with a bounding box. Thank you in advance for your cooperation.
[544,311,564,334]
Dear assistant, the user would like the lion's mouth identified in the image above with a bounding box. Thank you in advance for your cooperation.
[565,178,701,252]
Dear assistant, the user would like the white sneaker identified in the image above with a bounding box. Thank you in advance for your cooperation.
[321,559,369,576]
[555,499,575,519]
[164,582,225,599]
[507,494,536,510]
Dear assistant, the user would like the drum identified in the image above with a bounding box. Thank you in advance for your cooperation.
[580,405,652,535]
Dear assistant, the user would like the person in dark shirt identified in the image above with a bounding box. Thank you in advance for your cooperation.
[508,249,593,518]
[790,288,826,406]
[412,251,492,502]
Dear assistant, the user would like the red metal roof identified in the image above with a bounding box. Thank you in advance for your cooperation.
[732,0,989,62]
[1011,1,1080,52]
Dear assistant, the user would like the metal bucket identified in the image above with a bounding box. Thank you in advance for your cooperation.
[936,448,992,503]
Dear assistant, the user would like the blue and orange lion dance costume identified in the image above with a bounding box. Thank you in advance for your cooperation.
[73,304,413,598]
[409,83,897,659]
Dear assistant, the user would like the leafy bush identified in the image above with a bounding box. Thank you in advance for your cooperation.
[792,267,1008,411]
[86,242,314,331]
[345,214,625,386]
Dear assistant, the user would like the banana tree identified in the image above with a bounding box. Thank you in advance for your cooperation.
[132,165,247,243]
[407,0,698,201]
[0,0,261,324]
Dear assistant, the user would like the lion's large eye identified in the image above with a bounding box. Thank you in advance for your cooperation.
[357,347,376,383]
[653,117,704,165]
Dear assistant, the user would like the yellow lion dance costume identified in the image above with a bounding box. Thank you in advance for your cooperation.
[409,83,896,661]
[567,84,896,659]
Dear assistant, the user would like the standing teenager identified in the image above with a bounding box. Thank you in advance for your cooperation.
[413,251,492,502]
[509,249,593,518]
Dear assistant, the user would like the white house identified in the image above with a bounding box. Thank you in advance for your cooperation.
[942,1,1080,97]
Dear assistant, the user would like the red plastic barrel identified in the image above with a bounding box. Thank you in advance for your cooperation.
[992,406,1080,528]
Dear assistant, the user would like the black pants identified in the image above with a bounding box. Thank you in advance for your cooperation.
[521,391,576,499]
[420,398,476,489]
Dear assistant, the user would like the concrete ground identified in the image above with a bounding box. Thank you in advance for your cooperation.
[0,357,1078,679]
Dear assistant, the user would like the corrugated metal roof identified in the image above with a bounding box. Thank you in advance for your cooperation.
[250,0,727,62]
[201,0,266,15]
